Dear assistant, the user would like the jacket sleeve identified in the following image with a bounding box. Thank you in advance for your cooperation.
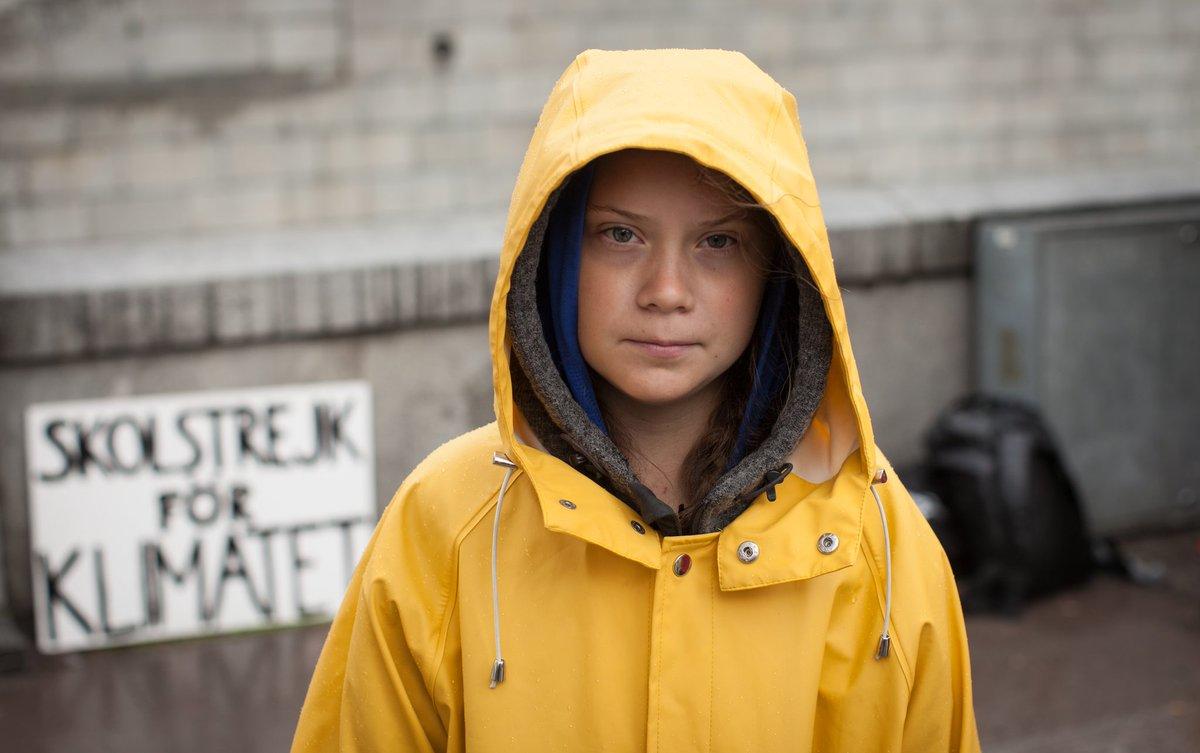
[899,541,981,753]
[290,485,452,753]
[874,450,981,753]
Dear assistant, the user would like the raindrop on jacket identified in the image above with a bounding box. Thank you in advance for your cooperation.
[292,48,981,753]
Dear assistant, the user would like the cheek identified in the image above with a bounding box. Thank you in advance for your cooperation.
[577,259,613,353]
[709,270,766,346]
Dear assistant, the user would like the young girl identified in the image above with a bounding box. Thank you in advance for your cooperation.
[292,49,980,752]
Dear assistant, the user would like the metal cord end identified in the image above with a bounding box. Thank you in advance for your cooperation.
[875,634,891,660]
[492,452,517,469]
[489,658,506,688]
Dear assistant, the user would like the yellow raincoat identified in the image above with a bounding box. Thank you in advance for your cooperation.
[293,49,980,752]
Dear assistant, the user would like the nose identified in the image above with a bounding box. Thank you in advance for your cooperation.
[635,247,694,313]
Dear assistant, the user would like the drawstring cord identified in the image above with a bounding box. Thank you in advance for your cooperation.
[489,452,518,688]
[870,468,893,660]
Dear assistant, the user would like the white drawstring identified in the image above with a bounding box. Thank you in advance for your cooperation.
[489,453,518,688]
[870,470,893,660]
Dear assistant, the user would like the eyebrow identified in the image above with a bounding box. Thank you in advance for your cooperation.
[587,204,749,229]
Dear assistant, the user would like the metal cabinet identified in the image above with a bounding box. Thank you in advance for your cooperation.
[976,201,1200,536]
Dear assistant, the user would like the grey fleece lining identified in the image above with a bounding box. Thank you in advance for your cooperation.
[507,180,833,535]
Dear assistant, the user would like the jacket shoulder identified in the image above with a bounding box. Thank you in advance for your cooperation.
[865,446,981,749]
[356,422,509,678]
[382,421,509,545]
[405,421,507,495]
[365,422,507,604]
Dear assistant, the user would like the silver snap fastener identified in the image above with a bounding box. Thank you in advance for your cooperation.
[672,553,692,576]
[817,532,839,554]
[630,520,646,534]
[558,499,576,510]
[737,541,759,564]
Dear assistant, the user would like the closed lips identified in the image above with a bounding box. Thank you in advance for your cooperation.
[630,339,696,346]
[627,340,698,357]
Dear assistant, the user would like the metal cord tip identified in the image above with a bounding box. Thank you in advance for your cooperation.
[489,659,506,688]
[875,635,891,660]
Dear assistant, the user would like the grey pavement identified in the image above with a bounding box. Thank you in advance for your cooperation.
[970,531,1200,752]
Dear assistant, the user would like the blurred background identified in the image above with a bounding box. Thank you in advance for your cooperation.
[0,1,1198,750]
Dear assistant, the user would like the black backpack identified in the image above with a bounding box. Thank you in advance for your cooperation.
[911,393,1095,614]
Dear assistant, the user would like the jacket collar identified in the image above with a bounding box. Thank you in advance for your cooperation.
[514,443,662,569]
[716,452,866,590]
[509,438,869,591]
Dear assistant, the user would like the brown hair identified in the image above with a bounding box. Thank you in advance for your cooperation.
[596,160,793,527]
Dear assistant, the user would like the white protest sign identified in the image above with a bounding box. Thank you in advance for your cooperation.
[25,380,375,654]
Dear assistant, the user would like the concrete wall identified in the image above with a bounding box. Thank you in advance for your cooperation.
[843,276,971,465]
[0,320,496,625]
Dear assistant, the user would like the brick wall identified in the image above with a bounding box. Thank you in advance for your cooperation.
[1,0,1197,251]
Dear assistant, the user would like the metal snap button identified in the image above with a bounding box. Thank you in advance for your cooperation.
[630,520,646,534]
[817,532,839,554]
[737,541,759,564]
[672,553,692,576]
[558,499,576,510]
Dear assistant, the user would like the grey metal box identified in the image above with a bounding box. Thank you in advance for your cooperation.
[976,202,1200,537]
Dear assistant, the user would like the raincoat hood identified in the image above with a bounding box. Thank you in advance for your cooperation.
[292,48,979,753]
[493,48,871,536]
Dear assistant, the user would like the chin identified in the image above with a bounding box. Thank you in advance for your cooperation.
[610,374,710,407]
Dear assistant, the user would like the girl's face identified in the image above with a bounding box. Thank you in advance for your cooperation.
[578,149,769,412]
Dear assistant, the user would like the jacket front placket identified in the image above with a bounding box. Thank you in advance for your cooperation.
[644,532,719,752]
[515,443,871,752]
